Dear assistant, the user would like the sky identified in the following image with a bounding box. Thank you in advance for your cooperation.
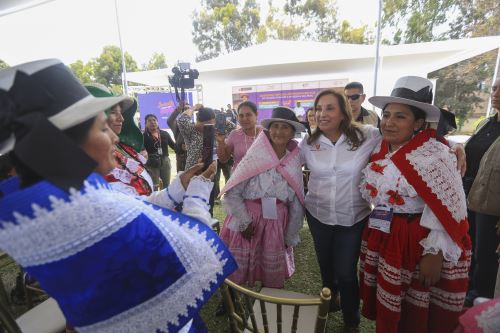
[0,0,379,68]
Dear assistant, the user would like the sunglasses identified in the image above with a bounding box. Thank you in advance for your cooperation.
[346,94,363,101]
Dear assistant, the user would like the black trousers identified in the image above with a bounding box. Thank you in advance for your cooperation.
[473,212,500,298]
[209,159,232,216]
[306,211,366,327]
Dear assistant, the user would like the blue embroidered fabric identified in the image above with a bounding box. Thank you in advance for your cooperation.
[0,173,237,332]
[0,176,20,198]
[26,215,187,326]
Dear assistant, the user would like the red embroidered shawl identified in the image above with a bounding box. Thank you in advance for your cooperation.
[370,129,469,249]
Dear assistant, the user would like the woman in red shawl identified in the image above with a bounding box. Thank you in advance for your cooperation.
[359,76,471,333]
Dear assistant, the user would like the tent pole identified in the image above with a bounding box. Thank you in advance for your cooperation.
[114,0,128,95]
[486,47,499,118]
[373,0,383,97]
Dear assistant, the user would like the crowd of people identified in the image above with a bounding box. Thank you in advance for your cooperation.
[0,58,498,333]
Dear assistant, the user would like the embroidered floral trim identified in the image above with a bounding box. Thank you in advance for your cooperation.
[365,183,378,197]
[387,190,405,205]
[370,162,386,174]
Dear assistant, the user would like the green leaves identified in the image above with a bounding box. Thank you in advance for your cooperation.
[192,0,373,61]
[193,0,262,62]
[0,59,9,70]
[144,52,168,71]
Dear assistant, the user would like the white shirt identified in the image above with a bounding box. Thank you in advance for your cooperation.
[293,106,305,118]
[299,125,381,226]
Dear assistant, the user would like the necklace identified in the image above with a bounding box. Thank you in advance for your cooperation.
[244,127,257,152]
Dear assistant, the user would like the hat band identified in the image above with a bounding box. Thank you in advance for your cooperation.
[391,87,433,104]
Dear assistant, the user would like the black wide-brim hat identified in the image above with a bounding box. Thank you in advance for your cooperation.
[369,76,440,122]
[0,59,130,154]
[261,107,305,133]
[0,59,131,190]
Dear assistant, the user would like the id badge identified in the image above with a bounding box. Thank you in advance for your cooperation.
[157,147,163,155]
[262,197,278,220]
[368,205,393,233]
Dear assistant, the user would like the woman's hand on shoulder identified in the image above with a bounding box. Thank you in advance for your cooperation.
[450,143,466,177]
[419,252,444,288]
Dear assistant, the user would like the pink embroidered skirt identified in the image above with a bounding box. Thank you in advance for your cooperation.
[220,199,295,288]
[359,214,471,333]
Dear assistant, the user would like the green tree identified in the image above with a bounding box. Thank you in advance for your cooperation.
[448,0,500,38]
[144,52,168,70]
[279,0,339,42]
[382,0,455,44]
[264,2,304,40]
[382,0,499,130]
[69,59,95,84]
[93,45,139,87]
[337,20,374,44]
[192,0,262,61]
[430,50,495,130]
[0,59,8,69]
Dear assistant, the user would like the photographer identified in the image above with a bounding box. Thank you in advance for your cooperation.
[143,114,176,188]
[167,102,189,172]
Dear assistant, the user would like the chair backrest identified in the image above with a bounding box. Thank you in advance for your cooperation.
[0,300,22,333]
[222,279,331,333]
[0,298,65,333]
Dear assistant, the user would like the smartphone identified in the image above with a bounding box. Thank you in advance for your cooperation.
[215,113,226,133]
[202,124,215,171]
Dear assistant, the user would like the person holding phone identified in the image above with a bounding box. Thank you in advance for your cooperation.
[216,101,263,171]
[178,106,235,213]
[177,106,215,170]
[0,59,236,333]
[219,107,305,288]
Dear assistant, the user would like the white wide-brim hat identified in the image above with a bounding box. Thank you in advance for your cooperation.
[0,59,130,154]
[260,107,305,133]
[369,76,440,122]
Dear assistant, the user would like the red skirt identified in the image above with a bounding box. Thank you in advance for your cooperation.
[359,214,471,333]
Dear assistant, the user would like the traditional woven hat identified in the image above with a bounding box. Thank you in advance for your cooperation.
[369,76,440,122]
[260,107,305,133]
[85,83,144,152]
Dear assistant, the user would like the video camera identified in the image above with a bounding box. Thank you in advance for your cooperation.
[168,62,199,102]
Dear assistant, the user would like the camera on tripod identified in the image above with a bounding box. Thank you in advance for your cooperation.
[168,62,199,90]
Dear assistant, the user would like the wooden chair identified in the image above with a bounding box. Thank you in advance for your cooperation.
[222,279,331,333]
[0,298,66,333]
[22,274,46,309]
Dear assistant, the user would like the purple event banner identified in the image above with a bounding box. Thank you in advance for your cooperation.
[233,88,319,121]
[138,92,193,129]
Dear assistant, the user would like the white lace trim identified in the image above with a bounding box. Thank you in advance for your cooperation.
[419,205,462,263]
[223,168,295,232]
[75,196,227,332]
[405,139,467,222]
[0,181,143,267]
[420,231,462,265]
[477,301,500,333]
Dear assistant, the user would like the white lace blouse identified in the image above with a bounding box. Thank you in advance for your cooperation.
[360,151,462,264]
[222,167,304,247]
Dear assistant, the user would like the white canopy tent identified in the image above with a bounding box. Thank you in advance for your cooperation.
[0,0,57,17]
[127,36,500,111]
